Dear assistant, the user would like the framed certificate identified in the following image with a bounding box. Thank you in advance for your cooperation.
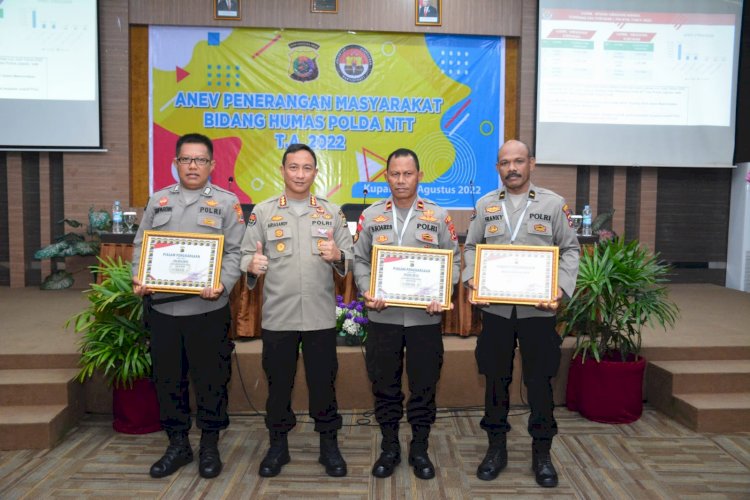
[370,245,453,309]
[138,231,224,294]
[472,245,559,305]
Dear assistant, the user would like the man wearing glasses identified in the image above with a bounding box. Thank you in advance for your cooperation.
[132,133,245,480]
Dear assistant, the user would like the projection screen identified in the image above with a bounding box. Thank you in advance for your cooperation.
[0,0,101,150]
[535,0,743,167]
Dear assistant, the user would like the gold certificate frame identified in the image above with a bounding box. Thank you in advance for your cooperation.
[472,244,559,305]
[370,245,453,309]
[138,231,224,294]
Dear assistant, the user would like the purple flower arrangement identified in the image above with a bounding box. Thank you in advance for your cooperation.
[336,295,368,343]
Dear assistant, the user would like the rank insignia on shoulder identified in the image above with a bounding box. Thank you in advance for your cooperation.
[562,203,573,227]
[279,195,287,207]
[159,197,169,207]
[233,203,244,223]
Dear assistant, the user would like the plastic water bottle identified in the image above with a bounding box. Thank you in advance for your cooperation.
[582,205,592,236]
[112,200,123,234]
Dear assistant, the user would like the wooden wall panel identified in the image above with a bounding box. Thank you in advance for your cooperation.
[130,26,150,209]
[0,153,8,285]
[128,0,523,36]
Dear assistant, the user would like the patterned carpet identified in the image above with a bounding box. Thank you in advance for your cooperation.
[1,406,749,499]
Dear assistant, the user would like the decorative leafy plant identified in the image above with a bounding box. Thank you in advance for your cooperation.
[34,208,110,289]
[560,237,679,363]
[67,257,151,388]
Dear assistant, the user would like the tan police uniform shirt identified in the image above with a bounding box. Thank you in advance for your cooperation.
[239,194,353,332]
[131,182,245,316]
[461,183,580,319]
[353,196,461,327]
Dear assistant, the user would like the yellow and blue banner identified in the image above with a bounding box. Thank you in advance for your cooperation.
[150,27,504,208]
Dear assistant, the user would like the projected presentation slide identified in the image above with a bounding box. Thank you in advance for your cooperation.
[538,9,735,127]
[0,0,97,101]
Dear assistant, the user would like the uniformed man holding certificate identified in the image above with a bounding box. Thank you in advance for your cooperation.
[353,148,460,480]
[132,133,245,480]
[463,140,580,488]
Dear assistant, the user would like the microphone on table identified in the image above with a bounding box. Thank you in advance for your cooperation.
[469,180,477,219]
[228,176,234,192]
[362,188,369,207]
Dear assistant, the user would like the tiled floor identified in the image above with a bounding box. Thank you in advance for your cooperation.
[1,406,749,499]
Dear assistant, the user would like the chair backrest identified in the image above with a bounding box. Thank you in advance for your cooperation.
[340,203,370,236]
[240,204,255,224]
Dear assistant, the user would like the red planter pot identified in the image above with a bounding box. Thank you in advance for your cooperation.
[112,378,162,434]
[566,354,647,424]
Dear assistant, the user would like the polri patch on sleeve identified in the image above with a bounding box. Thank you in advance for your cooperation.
[249,213,257,226]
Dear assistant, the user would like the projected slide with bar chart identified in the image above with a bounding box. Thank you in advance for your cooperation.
[0,0,97,101]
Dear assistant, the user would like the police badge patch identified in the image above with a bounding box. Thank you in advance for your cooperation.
[288,41,320,82]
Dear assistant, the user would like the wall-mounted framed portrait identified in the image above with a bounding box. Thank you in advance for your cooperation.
[311,0,338,14]
[214,0,241,20]
[415,0,441,26]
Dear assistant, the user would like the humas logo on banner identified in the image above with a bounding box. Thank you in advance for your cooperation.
[335,45,373,83]
[288,41,320,82]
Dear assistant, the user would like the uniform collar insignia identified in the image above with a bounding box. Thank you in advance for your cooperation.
[202,186,212,196]
[385,200,393,211]
[170,185,180,193]
[528,189,536,199]
[498,190,506,200]
[310,194,317,206]
[416,199,425,211]
[279,195,287,207]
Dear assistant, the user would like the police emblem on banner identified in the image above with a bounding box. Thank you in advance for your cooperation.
[288,41,320,82]
[335,44,373,83]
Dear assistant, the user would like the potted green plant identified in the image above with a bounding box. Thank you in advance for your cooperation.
[67,257,160,434]
[560,237,679,423]
[34,207,110,289]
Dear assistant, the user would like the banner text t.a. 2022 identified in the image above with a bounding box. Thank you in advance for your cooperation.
[150,27,504,208]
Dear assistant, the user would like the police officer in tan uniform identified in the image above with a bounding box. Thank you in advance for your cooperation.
[239,143,353,478]
[353,148,460,480]
[132,133,245,480]
[463,140,579,488]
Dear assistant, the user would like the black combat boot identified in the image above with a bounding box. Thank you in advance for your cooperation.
[408,425,435,480]
[198,430,222,479]
[149,431,193,478]
[258,430,290,477]
[318,430,347,477]
[371,423,401,478]
[531,438,558,488]
[476,432,507,481]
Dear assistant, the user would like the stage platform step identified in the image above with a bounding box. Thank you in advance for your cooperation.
[646,359,750,433]
[672,393,750,433]
[0,369,84,450]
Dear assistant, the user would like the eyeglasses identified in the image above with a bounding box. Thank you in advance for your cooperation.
[175,156,212,167]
